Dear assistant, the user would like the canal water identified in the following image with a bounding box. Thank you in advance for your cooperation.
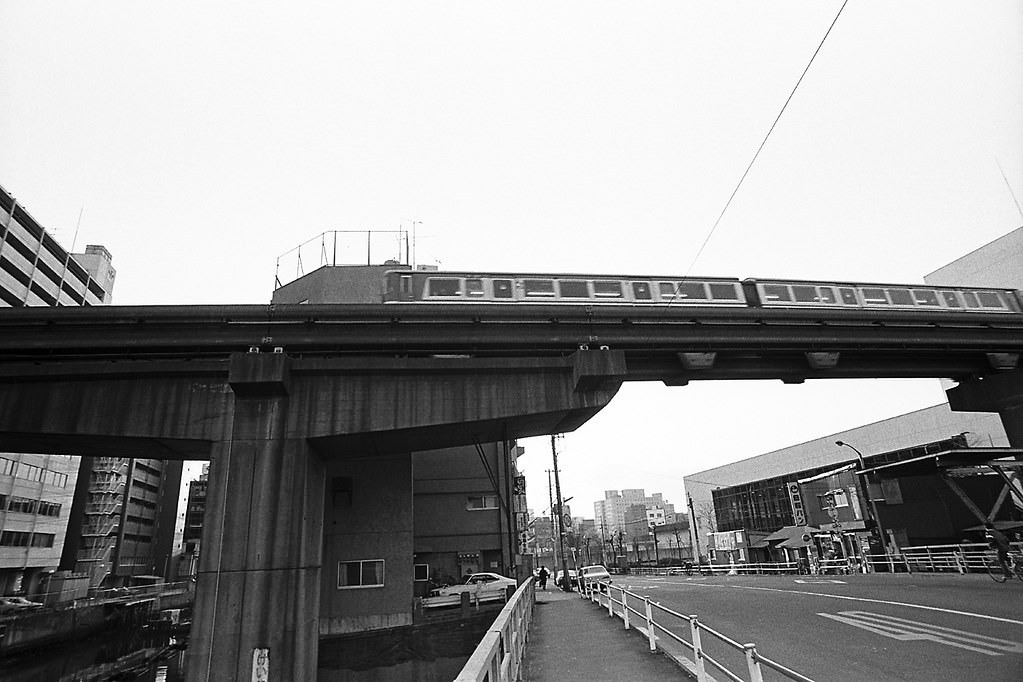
[0,627,186,682]
[1,610,492,681]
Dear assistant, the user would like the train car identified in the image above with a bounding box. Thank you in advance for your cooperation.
[383,269,1023,316]
[383,270,749,306]
[743,278,1023,314]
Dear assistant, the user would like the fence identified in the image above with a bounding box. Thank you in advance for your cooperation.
[582,579,815,682]
[454,578,535,682]
[625,542,1020,578]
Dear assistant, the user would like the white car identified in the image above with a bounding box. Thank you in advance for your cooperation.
[433,572,516,602]
[579,564,612,588]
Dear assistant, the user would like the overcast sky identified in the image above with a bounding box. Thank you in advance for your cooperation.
[2,2,1021,518]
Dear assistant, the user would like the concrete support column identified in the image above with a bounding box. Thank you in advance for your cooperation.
[946,370,1023,447]
[186,353,325,681]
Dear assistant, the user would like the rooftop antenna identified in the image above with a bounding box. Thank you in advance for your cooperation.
[71,204,84,252]
[995,157,1023,221]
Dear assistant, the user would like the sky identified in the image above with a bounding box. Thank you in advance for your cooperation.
[2,2,1021,520]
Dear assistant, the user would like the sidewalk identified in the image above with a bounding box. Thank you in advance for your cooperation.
[521,587,685,681]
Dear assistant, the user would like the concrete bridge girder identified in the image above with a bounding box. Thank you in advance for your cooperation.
[0,349,626,681]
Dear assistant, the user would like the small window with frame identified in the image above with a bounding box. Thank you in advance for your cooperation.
[338,559,385,589]
[427,278,462,297]
[414,563,429,581]
[558,280,590,298]
[467,495,499,510]
[593,281,623,298]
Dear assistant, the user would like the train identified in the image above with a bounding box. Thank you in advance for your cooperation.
[382,270,1023,314]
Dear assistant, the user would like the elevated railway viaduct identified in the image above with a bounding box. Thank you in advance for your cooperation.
[1,302,1021,680]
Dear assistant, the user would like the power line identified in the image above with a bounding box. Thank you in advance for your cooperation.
[680,0,851,282]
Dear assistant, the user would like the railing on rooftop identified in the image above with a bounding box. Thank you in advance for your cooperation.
[273,229,411,289]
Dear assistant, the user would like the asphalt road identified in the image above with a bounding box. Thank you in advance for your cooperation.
[612,572,1023,682]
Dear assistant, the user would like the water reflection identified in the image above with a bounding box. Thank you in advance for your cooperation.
[318,614,493,682]
[0,627,185,682]
[1,612,491,681]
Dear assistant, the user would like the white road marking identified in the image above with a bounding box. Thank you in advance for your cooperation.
[680,582,1023,626]
[819,611,1023,656]
[794,579,847,584]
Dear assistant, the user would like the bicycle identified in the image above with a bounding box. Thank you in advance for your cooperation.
[985,552,1023,583]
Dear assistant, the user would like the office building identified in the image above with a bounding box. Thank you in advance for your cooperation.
[0,184,116,596]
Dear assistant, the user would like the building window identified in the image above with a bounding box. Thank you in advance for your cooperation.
[338,559,385,589]
[0,457,15,476]
[6,497,38,514]
[31,533,54,548]
[467,495,499,510]
[18,463,42,482]
[414,563,429,581]
[0,531,31,547]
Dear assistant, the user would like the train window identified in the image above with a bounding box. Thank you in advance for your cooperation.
[559,280,590,298]
[861,288,888,305]
[631,282,652,300]
[466,279,484,296]
[678,282,707,299]
[839,288,858,304]
[762,284,791,302]
[912,290,940,306]
[819,287,836,303]
[940,291,961,307]
[977,291,1006,309]
[792,286,818,303]
[593,281,623,298]
[493,279,514,298]
[428,278,461,297]
[887,289,913,305]
[708,283,739,300]
[524,279,556,297]
[962,291,980,308]
[658,282,676,299]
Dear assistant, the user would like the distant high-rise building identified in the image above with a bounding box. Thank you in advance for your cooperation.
[0,184,119,596]
[594,489,678,541]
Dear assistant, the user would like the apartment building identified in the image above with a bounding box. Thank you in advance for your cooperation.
[0,184,117,595]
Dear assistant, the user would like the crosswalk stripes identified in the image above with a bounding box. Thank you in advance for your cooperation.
[818,610,1023,656]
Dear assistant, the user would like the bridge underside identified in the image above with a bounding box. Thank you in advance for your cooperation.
[0,350,625,682]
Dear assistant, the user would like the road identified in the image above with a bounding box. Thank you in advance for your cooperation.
[611,572,1023,681]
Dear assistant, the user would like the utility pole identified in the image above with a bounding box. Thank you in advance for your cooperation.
[546,469,555,572]
[688,493,702,567]
[551,435,571,590]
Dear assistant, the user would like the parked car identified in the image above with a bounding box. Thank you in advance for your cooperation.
[579,564,612,588]
[554,569,578,588]
[0,596,43,614]
[432,572,516,602]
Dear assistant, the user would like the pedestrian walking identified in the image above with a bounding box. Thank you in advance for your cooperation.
[538,566,549,590]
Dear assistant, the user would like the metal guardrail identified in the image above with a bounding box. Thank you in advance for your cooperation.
[626,542,1023,578]
[582,580,814,682]
[454,578,535,682]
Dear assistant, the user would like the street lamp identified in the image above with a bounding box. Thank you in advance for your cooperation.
[836,441,889,557]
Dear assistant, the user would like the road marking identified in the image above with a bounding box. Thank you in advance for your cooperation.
[680,582,1023,626]
[794,579,847,584]
[819,611,1023,656]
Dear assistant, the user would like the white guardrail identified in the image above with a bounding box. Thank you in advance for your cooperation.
[626,543,1021,578]
[454,578,535,682]
[582,579,814,682]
